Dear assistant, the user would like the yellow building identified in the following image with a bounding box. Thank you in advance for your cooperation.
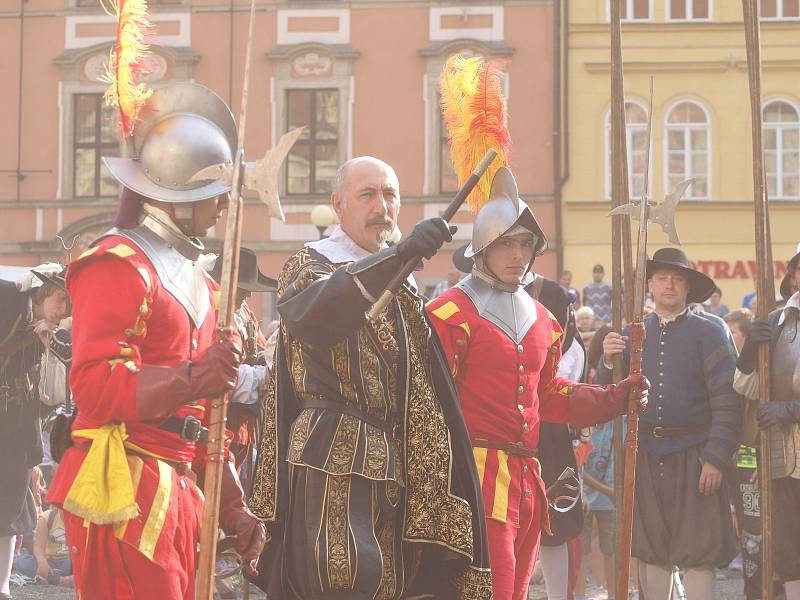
[561,0,800,308]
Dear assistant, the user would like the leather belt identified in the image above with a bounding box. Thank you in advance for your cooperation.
[158,415,208,445]
[640,424,709,438]
[471,439,539,458]
[301,398,392,433]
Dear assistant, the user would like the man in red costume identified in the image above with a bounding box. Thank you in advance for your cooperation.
[47,82,266,600]
[428,167,647,600]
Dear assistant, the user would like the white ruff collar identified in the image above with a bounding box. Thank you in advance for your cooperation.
[306,225,416,288]
[305,225,380,264]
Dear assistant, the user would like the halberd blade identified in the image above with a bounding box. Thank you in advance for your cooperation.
[651,179,692,245]
[244,127,305,222]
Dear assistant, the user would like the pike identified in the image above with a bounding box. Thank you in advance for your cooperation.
[189,0,302,596]
[607,2,632,593]
[741,2,776,598]
[607,78,692,600]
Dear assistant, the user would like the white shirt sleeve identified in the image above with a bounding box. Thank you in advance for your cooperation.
[733,368,759,401]
[38,352,67,407]
[230,363,268,405]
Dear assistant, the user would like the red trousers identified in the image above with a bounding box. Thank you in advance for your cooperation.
[486,467,545,600]
[62,470,201,600]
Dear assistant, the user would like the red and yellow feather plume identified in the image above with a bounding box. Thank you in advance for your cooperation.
[102,0,154,137]
[440,54,511,212]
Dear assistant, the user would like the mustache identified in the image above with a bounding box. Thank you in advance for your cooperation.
[366,218,393,227]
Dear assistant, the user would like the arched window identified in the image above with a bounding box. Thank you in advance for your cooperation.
[664,100,710,200]
[605,101,650,200]
[763,100,800,200]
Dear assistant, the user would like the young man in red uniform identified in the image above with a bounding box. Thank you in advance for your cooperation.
[428,167,647,600]
[47,82,266,600]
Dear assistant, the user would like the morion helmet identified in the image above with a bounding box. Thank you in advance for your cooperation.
[104,81,237,203]
[465,167,548,258]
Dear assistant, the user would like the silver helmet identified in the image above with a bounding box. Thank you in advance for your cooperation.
[104,82,237,203]
[464,167,547,258]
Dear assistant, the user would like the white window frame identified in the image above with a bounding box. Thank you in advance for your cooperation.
[604,99,652,201]
[606,0,654,23]
[763,98,800,200]
[760,0,800,20]
[663,98,712,201]
[665,0,713,22]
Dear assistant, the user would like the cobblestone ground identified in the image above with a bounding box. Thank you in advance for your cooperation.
[10,569,746,600]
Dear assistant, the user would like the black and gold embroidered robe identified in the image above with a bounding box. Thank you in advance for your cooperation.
[249,247,492,599]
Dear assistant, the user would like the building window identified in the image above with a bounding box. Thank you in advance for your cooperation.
[664,100,710,200]
[761,0,800,19]
[764,100,800,200]
[667,0,711,21]
[607,0,652,21]
[286,88,339,195]
[73,93,119,198]
[439,108,459,194]
[605,101,650,200]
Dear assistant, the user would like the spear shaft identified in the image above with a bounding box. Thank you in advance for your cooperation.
[609,1,629,594]
[196,0,257,596]
[742,3,775,599]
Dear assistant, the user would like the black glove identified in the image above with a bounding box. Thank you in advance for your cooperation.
[396,217,456,262]
[737,317,772,374]
[757,400,800,429]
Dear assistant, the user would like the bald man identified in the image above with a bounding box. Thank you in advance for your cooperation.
[249,157,493,599]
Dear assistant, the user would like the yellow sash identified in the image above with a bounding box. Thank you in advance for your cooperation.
[63,424,139,525]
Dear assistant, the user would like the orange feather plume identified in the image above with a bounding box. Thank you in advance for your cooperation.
[440,54,511,212]
[102,0,154,137]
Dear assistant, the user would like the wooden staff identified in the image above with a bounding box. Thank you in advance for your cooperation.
[609,0,633,595]
[366,148,497,319]
[742,3,776,598]
[615,78,655,600]
[196,0,257,597]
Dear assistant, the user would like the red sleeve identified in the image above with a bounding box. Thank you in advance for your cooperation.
[68,252,152,424]
[426,294,472,380]
[537,310,573,424]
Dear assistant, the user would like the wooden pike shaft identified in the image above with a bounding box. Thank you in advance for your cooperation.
[196,0,258,596]
[609,0,632,595]
[742,3,776,599]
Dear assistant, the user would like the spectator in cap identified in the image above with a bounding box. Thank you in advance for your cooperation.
[583,264,612,325]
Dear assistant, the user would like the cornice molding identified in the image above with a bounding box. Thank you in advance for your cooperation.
[584,58,800,73]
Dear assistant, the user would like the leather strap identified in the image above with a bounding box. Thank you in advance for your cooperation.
[158,415,209,444]
[640,424,709,438]
[301,398,392,433]
[471,438,539,458]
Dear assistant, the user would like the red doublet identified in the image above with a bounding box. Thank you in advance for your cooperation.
[47,235,220,600]
[428,287,574,600]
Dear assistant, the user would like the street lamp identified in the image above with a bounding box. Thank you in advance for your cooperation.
[310,204,338,239]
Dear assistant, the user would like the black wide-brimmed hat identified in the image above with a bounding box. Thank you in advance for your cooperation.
[453,243,474,274]
[780,245,800,300]
[211,247,277,292]
[646,247,716,304]
[31,265,67,293]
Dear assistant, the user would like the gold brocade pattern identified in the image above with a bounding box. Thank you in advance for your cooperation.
[332,339,359,406]
[375,516,398,600]
[363,424,389,480]
[451,566,494,600]
[287,409,314,464]
[326,474,352,589]
[249,363,278,519]
[325,415,360,475]
[398,290,475,560]
[358,328,387,419]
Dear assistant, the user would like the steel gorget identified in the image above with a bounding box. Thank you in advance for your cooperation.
[455,271,537,344]
[99,215,211,328]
